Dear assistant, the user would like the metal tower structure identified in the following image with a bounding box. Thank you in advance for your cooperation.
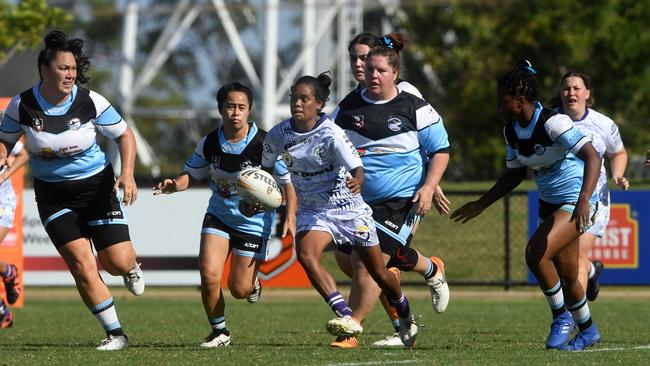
[116,0,364,174]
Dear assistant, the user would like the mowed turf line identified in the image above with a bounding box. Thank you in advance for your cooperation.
[0,288,649,365]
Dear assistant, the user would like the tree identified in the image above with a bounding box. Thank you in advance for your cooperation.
[400,0,650,180]
[0,0,72,65]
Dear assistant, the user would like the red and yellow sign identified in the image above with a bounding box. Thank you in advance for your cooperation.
[589,204,639,269]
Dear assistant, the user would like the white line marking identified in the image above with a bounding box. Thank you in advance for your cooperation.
[583,344,650,352]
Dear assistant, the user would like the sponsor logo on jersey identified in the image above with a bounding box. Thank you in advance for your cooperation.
[387,116,403,131]
[533,143,545,156]
[32,117,44,132]
[243,242,259,249]
[106,210,122,218]
[352,115,364,128]
[67,118,81,131]
[384,219,399,230]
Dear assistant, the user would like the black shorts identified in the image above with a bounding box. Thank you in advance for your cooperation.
[337,198,418,258]
[35,165,130,250]
[201,213,268,260]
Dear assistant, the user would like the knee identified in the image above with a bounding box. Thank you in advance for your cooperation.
[228,284,250,299]
[67,258,98,281]
[525,245,541,270]
[297,249,318,270]
[200,268,222,288]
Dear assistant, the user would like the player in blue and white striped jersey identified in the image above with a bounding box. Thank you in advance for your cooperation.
[262,73,418,347]
[557,71,629,303]
[154,82,294,348]
[0,31,143,350]
[332,33,451,348]
[451,61,602,351]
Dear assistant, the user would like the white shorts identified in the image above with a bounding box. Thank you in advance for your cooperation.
[587,193,610,238]
[297,204,379,247]
[0,181,16,228]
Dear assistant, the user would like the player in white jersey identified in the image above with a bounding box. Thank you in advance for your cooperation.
[0,141,28,329]
[154,82,294,348]
[332,33,451,348]
[452,61,602,351]
[0,31,143,350]
[262,72,417,347]
[558,71,629,302]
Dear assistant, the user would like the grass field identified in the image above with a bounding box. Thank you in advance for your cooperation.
[1,287,649,365]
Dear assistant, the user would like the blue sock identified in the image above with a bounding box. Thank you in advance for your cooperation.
[325,291,352,317]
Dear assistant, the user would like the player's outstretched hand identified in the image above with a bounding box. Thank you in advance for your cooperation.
[450,201,484,224]
[153,179,178,195]
[432,185,451,216]
[239,200,265,217]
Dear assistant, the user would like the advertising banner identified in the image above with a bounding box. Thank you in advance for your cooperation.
[23,188,311,287]
[527,190,649,285]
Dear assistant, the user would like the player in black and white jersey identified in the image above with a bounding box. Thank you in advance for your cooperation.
[262,72,418,347]
[0,31,143,350]
[153,82,294,348]
[556,71,629,302]
[331,33,451,348]
[451,61,603,351]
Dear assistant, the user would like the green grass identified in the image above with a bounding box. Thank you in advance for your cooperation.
[1,287,649,365]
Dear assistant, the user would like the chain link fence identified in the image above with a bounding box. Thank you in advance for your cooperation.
[327,191,531,288]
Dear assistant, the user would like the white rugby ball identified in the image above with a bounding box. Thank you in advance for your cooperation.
[236,168,283,210]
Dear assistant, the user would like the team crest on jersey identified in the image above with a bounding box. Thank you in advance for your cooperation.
[387,116,403,131]
[32,117,44,132]
[352,115,364,129]
[533,143,545,156]
[67,118,81,131]
[312,144,326,163]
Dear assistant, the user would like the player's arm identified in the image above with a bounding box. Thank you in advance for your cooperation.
[0,146,29,184]
[114,127,138,205]
[415,103,450,216]
[573,142,601,232]
[450,167,526,224]
[153,171,197,195]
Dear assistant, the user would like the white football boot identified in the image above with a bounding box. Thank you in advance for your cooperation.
[326,315,363,336]
[123,262,145,296]
[200,331,231,348]
[246,276,262,304]
[372,332,404,347]
[96,335,129,351]
[427,256,450,313]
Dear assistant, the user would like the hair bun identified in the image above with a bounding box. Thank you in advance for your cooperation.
[44,30,68,49]
[316,71,332,89]
[517,59,537,75]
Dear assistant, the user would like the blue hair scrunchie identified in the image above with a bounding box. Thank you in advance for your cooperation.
[518,60,537,75]
[382,36,394,49]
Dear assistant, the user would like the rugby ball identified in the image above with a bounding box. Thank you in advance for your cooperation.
[236,168,283,210]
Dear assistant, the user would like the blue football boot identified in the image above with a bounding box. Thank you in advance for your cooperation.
[562,323,600,351]
[546,311,575,349]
